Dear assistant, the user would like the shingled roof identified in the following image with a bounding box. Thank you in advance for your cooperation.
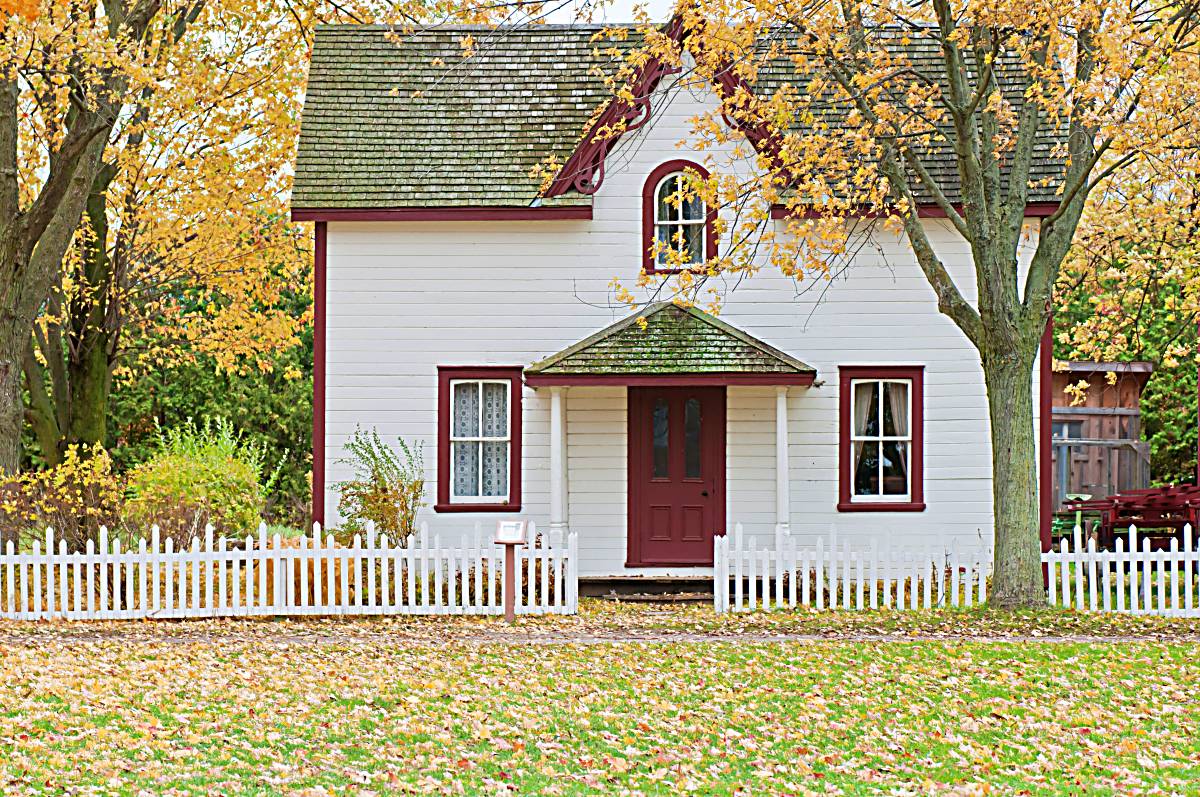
[293,25,635,210]
[293,23,1065,211]
[524,303,816,380]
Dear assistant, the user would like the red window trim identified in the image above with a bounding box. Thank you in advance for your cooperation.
[642,159,718,275]
[837,365,925,512]
[435,366,523,513]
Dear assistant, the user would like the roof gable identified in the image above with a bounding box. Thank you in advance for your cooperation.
[525,303,816,377]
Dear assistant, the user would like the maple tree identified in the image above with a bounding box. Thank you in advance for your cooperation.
[613,1,1200,606]
[2,0,526,479]
[1055,158,1200,483]
[20,0,313,467]
[0,0,174,478]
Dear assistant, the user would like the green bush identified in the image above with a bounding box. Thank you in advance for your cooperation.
[335,428,424,546]
[124,418,280,543]
[107,334,313,526]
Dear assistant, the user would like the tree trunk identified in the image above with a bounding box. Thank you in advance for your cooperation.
[66,335,111,449]
[66,165,117,450]
[982,342,1045,607]
[0,306,23,475]
[0,291,26,565]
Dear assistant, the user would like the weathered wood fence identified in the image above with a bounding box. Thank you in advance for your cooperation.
[0,522,578,620]
[1043,524,1200,617]
[713,525,990,613]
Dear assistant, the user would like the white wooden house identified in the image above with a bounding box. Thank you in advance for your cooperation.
[291,23,1057,579]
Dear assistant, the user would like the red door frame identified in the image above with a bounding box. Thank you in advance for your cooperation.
[626,386,727,566]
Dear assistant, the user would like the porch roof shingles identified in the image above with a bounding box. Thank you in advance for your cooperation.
[525,303,816,379]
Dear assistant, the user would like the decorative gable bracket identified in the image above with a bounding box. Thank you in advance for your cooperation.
[541,16,783,200]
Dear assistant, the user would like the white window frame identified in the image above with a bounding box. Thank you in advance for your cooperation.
[654,172,706,267]
[849,378,913,503]
[449,378,512,503]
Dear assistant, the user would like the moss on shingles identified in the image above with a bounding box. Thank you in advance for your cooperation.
[527,303,816,375]
[294,25,1065,210]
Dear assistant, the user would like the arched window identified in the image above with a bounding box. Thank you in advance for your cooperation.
[642,160,716,273]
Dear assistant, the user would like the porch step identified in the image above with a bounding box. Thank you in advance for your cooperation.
[580,577,714,600]
[595,592,712,603]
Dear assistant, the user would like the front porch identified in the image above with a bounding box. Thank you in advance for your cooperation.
[524,303,817,577]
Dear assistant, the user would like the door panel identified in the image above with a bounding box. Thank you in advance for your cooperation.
[627,387,726,565]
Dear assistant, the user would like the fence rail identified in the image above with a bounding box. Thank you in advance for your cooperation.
[0,522,578,621]
[714,525,990,613]
[1043,524,1200,617]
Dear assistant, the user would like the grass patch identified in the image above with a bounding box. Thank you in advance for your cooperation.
[2,603,1199,793]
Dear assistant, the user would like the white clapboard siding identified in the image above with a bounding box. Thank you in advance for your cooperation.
[1040,524,1200,618]
[714,524,990,614]
[0,522,578,621]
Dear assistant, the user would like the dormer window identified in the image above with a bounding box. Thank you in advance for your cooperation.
[642,160,716,274]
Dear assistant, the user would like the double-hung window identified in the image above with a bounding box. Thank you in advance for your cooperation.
[436,367,522,512]
[838,366,924,511]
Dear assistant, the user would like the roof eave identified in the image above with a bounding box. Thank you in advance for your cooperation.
[524,372,817,387]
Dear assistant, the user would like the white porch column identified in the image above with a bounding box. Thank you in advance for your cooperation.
[549,387,569,536]
[775,386,791,546]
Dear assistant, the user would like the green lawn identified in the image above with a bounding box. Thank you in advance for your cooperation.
[2,604,1199,794]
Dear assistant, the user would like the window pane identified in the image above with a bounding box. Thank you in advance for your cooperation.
[453,382,479,437]
[652,399,669,478]
[481,441,508,498]
[655,223,674,265]
[853,440,879,496]
[482,382,508,437]
[852,382,879,437]
[685,398,701,478]
[682,190,705,221]
[683,223,704,264]
[453,441,479,497]
[882,381,909,437]
[656,175,678,221]
[882,441,909,496]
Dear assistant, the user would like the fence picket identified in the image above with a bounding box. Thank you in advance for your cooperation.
[1087,536,1097,611]
[747,538,757,612]
[1170,537,1179,615]
[1186,525,1195,615]
[5,540,14,618]
[734,525,744,612]
[814,537,824,611]
[1141,536,1152,615]
[800,546,810,608]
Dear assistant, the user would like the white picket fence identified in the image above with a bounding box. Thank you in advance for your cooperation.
[1043,524,1200,617]
[714,525,991,613]
[0,522,578,621]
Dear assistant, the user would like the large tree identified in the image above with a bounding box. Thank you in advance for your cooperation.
[1056,157,1200,483]
[2,0,527,477]
[0,0,179,475]
[621,1,1200,605]
[20,0,314,466]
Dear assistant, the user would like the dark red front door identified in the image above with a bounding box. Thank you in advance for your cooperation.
[627,387,726,566]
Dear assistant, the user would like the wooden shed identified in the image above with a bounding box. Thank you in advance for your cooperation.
[1050,361,1153,512]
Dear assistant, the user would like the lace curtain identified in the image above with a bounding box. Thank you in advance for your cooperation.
[452,381,508,498]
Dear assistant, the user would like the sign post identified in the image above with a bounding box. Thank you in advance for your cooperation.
[495,520,527,622]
